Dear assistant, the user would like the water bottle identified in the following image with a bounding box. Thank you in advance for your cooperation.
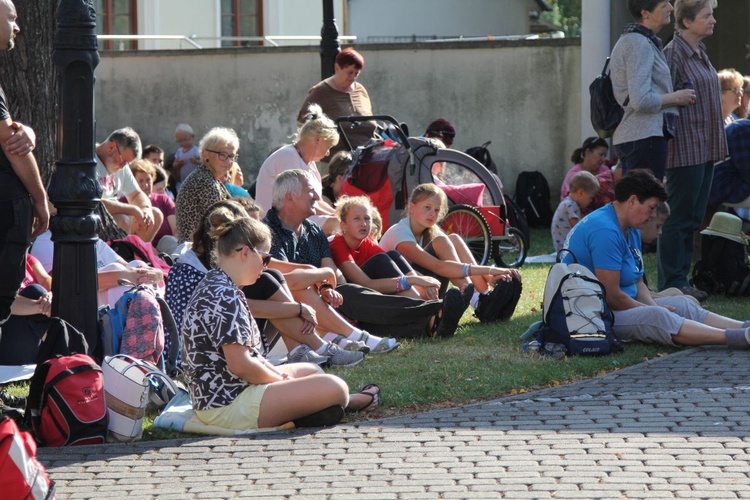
[682,80,694,90]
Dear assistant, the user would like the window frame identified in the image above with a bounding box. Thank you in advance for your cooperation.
[96,0,139,51]
[221,0,263,47]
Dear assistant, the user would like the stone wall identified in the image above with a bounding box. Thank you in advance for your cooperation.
[95,38,580,197]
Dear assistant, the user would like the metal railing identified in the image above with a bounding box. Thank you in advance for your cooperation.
[96,34,357,50]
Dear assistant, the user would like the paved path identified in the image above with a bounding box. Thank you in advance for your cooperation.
[38,347,750,498]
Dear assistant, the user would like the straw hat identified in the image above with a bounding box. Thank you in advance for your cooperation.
[700,212,749,245]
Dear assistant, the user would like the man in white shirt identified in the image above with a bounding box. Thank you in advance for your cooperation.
[96,127,163,242]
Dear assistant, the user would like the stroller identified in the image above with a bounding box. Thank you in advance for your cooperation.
[337,115,528,268]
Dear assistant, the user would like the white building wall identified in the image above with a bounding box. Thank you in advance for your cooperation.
[137,0,219,50]
[347,0,530,42]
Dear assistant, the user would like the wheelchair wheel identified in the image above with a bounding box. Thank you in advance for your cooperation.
[440,204,491,265]
[493,227,527,268]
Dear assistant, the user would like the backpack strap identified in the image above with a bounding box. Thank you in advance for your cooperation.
[25,360,52,434]
[155,296,179,376]
[556,249,578,263]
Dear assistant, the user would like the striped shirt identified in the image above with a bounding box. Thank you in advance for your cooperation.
[664,32,727,169]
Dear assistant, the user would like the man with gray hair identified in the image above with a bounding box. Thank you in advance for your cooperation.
[96,127,163,242]
[264,169,445,347]
[0,0,50,326]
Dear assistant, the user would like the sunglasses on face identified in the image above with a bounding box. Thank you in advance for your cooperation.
[236,246,271,267]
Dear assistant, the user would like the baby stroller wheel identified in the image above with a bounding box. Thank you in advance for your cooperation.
[493,227,527,268]
[440,204,492,265]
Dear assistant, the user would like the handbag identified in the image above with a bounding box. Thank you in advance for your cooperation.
[102,354,177,442]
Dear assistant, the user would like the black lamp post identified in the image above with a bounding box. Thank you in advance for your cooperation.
[48,0,101,353]
[320,0,340,79]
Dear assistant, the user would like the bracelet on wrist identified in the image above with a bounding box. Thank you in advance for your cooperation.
[298,302,303,317]
[395,276,403,293]
[462,263,471,278]
[399,275,411,291]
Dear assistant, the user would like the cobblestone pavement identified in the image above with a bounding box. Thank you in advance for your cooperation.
[38,347,750,498]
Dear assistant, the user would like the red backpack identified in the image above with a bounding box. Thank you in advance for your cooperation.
[0,417,55,499]
[26,353,109,447]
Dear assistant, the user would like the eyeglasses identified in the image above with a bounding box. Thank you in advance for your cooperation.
[206,149,239,162]
[723,87,744,95]
[115,144,130,168]
[235,246,271,267]
[256,249,272,267]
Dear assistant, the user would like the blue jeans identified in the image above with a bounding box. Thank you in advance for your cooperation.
[614,136,668,181]
[657,162,714,290]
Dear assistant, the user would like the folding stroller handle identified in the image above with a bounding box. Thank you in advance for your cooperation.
[335,115,411,152]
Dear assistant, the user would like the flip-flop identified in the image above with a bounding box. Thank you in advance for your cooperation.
[351,384,380,413]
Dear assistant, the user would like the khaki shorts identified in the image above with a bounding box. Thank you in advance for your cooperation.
[195,383,269,430]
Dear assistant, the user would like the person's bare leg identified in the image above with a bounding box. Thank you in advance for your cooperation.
[292,287,357,337]
[672,320,726,345]
[702,312,743,330]
[257,373,349,428]
[249,286,324,351]
[112,213,132,234]
[431,233,484,292]
[131,207,163,243]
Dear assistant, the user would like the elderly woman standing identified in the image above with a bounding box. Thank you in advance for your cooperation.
[256,104,339,234]
[175,128,236,243]
[610,0,696,180]
[657,0,727,300]
[297,47,375,159]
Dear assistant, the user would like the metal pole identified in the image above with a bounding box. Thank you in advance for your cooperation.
[320,0,340,79]
[48,0,101,354]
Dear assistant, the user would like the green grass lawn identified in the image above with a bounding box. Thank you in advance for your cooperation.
[10,227,748,440]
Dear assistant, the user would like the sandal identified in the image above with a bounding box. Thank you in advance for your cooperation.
[359,332,400,354]
[349,384,380,413]
[332,334,370,353]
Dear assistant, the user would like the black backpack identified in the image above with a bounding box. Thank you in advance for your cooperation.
[590,57,630,139]
[464,141,498,175]
[692,235,750,295]
[514,171,552,228]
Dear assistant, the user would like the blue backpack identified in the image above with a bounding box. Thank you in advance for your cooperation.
[98,283,179,376]
[537,251,621,356]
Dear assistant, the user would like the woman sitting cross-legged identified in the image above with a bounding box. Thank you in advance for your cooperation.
[330,195,468,338]
[166,199,366,369]
[564,169,750,349]
[379,183,522,323]
[181,207,378,430]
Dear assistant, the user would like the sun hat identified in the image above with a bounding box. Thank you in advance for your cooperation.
[700,212,749,245]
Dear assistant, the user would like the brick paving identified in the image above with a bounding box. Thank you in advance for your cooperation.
[38,347,750,498]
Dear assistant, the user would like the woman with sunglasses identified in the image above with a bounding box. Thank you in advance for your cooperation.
[167,200,367,370]
[175,127,237,243]
[181,207,378,431]
[564,170,750,349]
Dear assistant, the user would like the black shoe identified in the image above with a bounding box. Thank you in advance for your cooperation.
[461,284,475,309]
[435,288,467,339]
[293,405,344,428]
[680,285,709,302]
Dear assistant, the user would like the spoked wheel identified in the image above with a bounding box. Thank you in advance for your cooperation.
[493,227,527,268]
[440,204,492,265]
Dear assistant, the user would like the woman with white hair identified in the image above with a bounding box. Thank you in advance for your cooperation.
[175,127,237,242]
[255,104,340,234]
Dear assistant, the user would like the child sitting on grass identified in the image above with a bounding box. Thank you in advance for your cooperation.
[552,171,599,252]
